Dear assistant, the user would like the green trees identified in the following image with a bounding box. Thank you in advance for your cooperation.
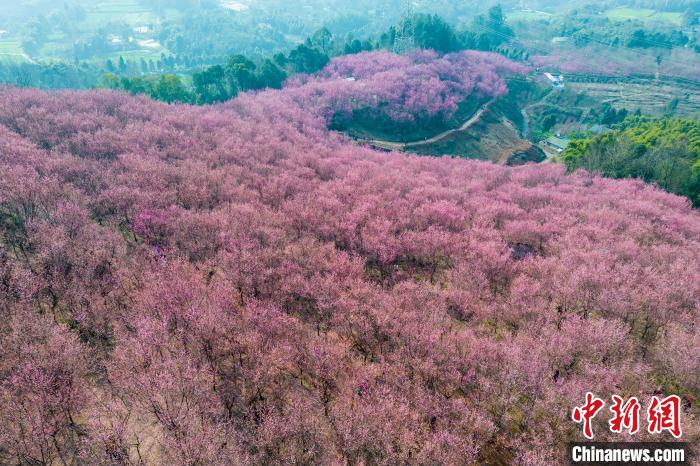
[192,65,228,104]
[257,59,287,90]
[21,15,50,56]
[601,103,629,126]
[104,74,193,104]
[627,29,687,49]
[226,54,258,92]
[542,115,557,132]
[189,56,289,104]
[683,9,699,27]
[0,62,101,90]
[153,75,191,103]
[380,9,515,54]
[470,6,514,51]
[228,55,287,91]
[288,44,330,74]
[118,56,127,73]
[563,117,700,205]
[311,27,333,55]
[186,39,327,101]
[104,33,301,105]
[343,38,373,55]
[413,14,460,53]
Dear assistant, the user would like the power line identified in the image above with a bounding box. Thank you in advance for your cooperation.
[393,0,415,55]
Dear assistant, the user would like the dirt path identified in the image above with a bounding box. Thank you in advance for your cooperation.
[520,89,553,138]
[361,86,552,153]
[0,52,37,64]
[364,99,496,152]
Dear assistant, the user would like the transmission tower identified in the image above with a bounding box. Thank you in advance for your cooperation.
[393,0,415,55]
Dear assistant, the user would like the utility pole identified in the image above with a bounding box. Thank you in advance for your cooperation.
[393,0,415,55]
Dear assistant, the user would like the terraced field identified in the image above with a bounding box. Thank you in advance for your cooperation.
[569,79,700,117]
[0,39,31,63]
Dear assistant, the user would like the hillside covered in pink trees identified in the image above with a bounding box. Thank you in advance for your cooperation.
[286,51,526,123]
[281,51,527,140]
[0,51,699,465]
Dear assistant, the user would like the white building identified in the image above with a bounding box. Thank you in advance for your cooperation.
[544,72,565,88]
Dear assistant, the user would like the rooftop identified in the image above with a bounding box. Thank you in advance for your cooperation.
[545,136,571,149]
[589,124,612,134]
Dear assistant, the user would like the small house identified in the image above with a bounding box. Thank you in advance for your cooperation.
[544,72,565,89]
[589,124,611,135]
[543,136,570,153]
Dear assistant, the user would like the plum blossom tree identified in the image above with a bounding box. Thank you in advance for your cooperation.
[0,61,698,465]
[283,50,527,127]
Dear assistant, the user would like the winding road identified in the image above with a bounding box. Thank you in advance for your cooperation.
[520,89,553,138]
[363,99,496,152]
[0,52,36,64]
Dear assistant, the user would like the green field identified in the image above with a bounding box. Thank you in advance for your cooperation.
[605,8,683,25]
[104,48,168,63]
[81,0,161,29]
[0,40,22,54]
[508,9,554,22]
[79,1,182,29]
[0,40,30,63]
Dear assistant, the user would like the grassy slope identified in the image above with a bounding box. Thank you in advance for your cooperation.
[605,8,683,26]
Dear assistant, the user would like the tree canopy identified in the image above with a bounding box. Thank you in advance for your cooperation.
[563,117,700,205]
